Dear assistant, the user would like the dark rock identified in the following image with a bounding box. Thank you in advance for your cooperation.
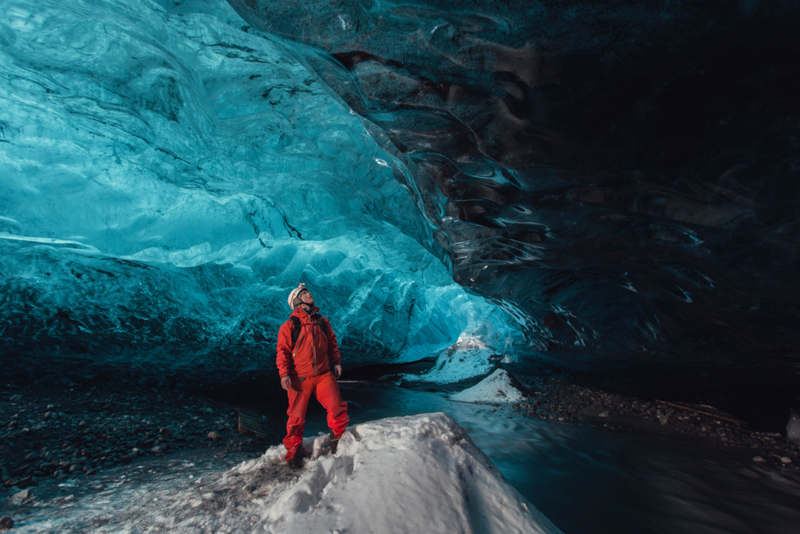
[0,516,14,530]
[15,476,35,488]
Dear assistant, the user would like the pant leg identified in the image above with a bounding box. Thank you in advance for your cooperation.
[314,371,349,437]
[283,376,314,460]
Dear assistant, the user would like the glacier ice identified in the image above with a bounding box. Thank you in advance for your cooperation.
[0,0,521,385]
[226,0,800,411]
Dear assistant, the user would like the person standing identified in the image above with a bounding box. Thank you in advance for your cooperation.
[276,283,349,469]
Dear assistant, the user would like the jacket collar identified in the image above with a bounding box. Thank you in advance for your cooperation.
[291,306,320,322]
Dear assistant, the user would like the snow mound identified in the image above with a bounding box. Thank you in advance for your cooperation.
[407,337,498,384]
[451,369,527,404]
[244,413,559,534]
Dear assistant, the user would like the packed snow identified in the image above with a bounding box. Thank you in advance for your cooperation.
[8,413,560,533]
[451,369,528,404]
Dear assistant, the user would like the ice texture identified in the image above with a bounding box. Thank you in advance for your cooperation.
[226,0,800,405]
[1,0,799,407]
[0,0,521,384]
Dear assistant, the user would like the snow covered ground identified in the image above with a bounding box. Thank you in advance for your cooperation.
[6,413,560,533]
[451,369,527,404]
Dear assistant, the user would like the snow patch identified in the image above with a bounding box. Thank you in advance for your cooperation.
[408,337,498,383]
[451,368,527,404]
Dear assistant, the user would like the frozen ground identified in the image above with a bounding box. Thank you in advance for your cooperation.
[3,413,560,534]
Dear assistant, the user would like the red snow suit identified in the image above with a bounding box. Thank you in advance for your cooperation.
[276,306,349,460]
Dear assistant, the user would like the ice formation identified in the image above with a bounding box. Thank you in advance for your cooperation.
[224,0,800,408]
[0,0,521,386]
[0,0,798,412]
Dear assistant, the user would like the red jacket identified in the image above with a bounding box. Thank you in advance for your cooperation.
[276,306,341,378]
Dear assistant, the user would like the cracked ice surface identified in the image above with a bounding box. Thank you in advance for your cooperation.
[8,414,561,534]
[0,0,521,383]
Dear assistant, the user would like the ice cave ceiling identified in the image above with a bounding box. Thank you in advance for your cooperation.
[1,0,799,416]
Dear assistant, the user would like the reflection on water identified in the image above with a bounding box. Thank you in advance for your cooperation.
[303,383,800,534]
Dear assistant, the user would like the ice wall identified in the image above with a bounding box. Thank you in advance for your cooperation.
[0,0,521,385]
[227,0,800,405]
[1,0,799,412]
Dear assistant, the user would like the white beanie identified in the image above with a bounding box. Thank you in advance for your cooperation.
[287,283,307,309]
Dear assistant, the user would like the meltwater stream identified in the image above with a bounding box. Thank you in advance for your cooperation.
[327,383,800,534]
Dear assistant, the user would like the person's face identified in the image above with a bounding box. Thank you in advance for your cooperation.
[299,288,314,307]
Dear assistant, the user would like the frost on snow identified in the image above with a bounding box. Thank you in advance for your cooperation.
[451,369,527,404]
[14,414,560,533]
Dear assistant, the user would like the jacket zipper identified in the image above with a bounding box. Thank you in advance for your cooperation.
[292,329,304,360]
[292,311,319,377]
[311,319,318,376]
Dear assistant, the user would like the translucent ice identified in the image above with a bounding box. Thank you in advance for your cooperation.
[227,0,800,410]
[0,0,520,384]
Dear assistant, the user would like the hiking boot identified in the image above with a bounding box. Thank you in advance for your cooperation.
[330,430,342,454]
[287,447,306,470]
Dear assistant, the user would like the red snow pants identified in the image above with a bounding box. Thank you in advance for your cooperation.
[283,371,349,461]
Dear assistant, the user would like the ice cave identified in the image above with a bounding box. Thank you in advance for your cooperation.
[1,0,799,532]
